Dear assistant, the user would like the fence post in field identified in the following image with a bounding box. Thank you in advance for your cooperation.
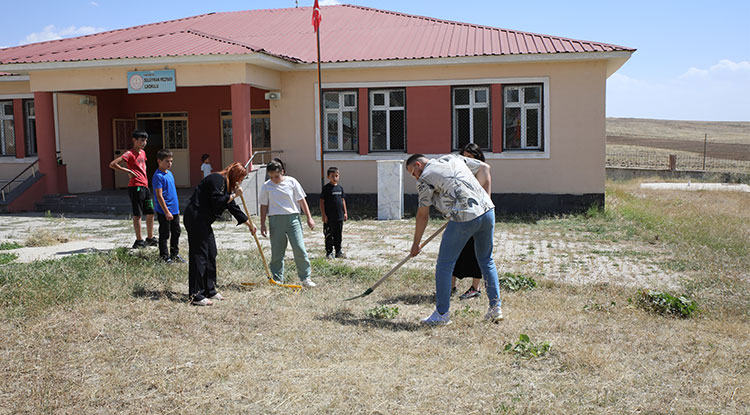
[668,154,677,171]
[703,133,708,170]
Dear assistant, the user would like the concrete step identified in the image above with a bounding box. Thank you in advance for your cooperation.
[36,189,193,215]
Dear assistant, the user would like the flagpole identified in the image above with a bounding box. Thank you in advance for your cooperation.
[316,26,324,189]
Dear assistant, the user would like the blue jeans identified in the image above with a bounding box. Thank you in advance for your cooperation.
[269,214,311,282]
[435,209,501,314]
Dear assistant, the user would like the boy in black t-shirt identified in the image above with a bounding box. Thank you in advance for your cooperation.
[320,167,348,259]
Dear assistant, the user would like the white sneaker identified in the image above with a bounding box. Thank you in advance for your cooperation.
[484,305,503,322]
[421,309,451,325]
[301,278,317,288]
[208,293,224,301]
[191,298,213,306]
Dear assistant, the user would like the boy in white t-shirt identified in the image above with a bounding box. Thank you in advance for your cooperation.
[200,153,212,178]
[259,160,317,287]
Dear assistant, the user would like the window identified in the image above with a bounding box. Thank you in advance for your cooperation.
[370,89,405,151]
[160,113,189,149]
[503,84,543,150]
[220,110,233,149]
[251,110,271,149]
[323,91,358,152]
[220,110,271,150]
[0,101,15,156]
[453,87,490,151]
[24,100,36,156]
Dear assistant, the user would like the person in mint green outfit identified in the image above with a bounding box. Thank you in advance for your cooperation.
[259,160,317,288]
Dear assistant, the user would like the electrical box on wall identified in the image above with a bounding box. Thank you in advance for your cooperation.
[264,91,281,100]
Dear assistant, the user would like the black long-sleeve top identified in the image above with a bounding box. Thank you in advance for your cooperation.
[187,173,248,225]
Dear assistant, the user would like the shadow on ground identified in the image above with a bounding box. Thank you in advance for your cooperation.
[316,309,426,332]
[132,288,190,303]
[379,293,434,305]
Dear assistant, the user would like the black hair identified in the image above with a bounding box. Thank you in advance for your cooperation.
[461,143,485,162]
[267,160,283,173]
[405,154,426,168]
[327,166,339,176]
[201,153,210,162]
[157,149,173,161]
[272,157,286,173]
[132,129,148,139]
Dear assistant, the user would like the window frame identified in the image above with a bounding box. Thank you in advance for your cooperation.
[0,100,15,156]
[451,86,491,151]
[369,88,406,152]
[23,99,36,156]
[502,84,544,151]
[323,90,358,153]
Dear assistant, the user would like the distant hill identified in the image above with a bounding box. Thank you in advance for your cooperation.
[606,118,750,145]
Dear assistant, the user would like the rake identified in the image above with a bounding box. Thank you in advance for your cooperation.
[344,222,448,301]
[238,193,302,290]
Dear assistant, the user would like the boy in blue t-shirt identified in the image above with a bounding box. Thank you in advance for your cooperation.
[152,149,183,264]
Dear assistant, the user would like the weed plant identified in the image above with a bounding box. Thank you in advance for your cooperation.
[365,305,400,320]
[0,253,17,265]
[499,272,537,291]
[636,289,698,318]
[0,242,23,250]
[503,334,551,359]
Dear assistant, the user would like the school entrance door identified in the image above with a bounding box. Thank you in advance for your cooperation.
[112,113,190,188]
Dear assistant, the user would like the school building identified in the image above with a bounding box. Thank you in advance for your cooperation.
[0,4,634,213]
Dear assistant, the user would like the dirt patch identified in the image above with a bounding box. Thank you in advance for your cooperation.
[607,136,750,161]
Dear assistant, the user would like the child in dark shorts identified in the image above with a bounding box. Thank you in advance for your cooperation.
[109,129,156,248]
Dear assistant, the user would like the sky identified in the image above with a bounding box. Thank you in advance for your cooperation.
[0,0,748,122]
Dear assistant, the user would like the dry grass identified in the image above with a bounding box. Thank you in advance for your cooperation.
[1,183,749,414]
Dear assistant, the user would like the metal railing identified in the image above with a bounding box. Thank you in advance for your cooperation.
[1,159,40,202]
[240,150,284,216]
[243,149,284,172]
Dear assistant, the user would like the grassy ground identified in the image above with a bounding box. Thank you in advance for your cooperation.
[1,181,748,414]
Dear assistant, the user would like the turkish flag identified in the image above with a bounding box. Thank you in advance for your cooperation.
[312,0,322,32]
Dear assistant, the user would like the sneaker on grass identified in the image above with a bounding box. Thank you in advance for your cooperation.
[171,254,186,263]
[145,237,158,247]
[335,251,347,259]
[459,286,481,300]
[421,309,451,325]
[484,305,503,322]
[208,293,224,301]
[191,298,213,306]
[301,278,317,288]
[132,239,146,249]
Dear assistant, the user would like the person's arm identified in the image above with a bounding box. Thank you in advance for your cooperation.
[474,162,492,194]
[342,198,348,221]
[109,155,135,179]
[155,188,172,221]
[299,198,315,230]
[320,199,327,224]
[260,204,269,237]
[410,205,430,257]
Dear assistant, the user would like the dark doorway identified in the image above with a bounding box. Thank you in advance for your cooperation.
[137,118,163,186]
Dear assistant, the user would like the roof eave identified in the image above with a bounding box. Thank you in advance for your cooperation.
[0,52,297,73]
[294,50,636,71]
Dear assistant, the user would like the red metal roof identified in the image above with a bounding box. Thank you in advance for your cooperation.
[0,5,634,66]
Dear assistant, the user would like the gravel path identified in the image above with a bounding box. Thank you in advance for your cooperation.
[0,212,680,290]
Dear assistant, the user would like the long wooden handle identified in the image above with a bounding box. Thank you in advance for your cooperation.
[368,221,448,292]
[239,193,272,279]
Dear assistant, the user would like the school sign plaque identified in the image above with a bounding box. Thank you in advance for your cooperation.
[127,70,176,94]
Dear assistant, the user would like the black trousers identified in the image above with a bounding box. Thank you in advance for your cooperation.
[184,205,218,301]
[156,212,181,259]
[323,220,343,254]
